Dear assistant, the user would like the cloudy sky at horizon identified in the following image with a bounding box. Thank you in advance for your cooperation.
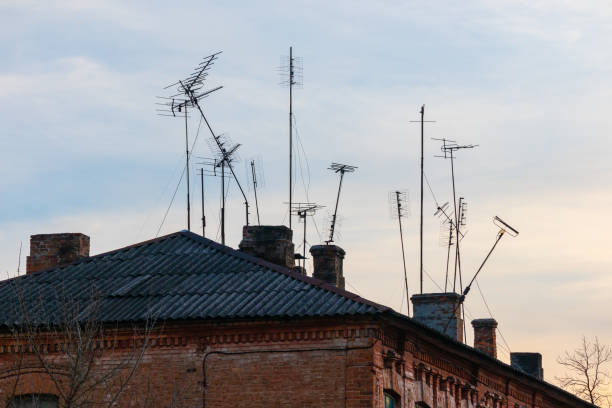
[1,0,612,387]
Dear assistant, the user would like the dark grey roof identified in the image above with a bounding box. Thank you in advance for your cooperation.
[0,231,387,327]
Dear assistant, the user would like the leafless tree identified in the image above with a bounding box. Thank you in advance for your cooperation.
[557,336,612,407]
[2,280,156,408]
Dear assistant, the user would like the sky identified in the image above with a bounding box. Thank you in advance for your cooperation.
[1,0,611,389]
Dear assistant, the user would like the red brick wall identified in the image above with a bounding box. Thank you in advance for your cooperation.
[0,318,592,408]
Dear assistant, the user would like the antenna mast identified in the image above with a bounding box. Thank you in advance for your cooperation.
[280,47,302,230]
[390,191,410,315]
[326,163,357,244]
[251,160,261,226]
[291,203,324,269]
[198,168,205,237]
[410,106,435,294]
[434,138,477,293]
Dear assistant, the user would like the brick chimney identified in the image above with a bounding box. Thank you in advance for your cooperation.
[239,225,295,269]
[309,244,345,289]
[411,293,463,342]
[511,352,544,380]
[26,233,90,274]
[472,318,498,358]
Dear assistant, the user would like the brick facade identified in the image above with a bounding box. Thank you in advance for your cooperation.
[0,317,593,407]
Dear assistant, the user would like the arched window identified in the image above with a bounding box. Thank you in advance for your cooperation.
[7,394,58,408]
[384,390,399,408]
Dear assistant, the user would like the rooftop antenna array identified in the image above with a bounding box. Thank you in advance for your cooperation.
[442,216,519,338]
[389,190,410,316]
[157,52,223,232]
[279,47,303,231]
[435,199,468,291]
[326,163,357,244]
[160,52,251,237]
[291,202,324,269]
[410,105,436,294]
[433,137,477,294]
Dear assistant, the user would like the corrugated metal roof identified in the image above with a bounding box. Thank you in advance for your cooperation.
[0,231,387,326]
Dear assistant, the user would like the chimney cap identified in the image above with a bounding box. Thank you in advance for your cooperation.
[471,318,498,328]
[309,244,345,256]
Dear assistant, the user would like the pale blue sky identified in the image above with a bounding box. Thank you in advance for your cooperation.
[2,0,612,384]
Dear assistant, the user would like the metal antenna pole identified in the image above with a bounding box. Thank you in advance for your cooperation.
[185,106,191,231]
[221,161,225,245]
[449,150,459,292]
[251,160,261,225]
[395,191,410,316]
[329,171,344,243]
[445,219,453,292]
[409,106,435,294]
[199,168,206,237]
[289,46,294,231]
[302,210,307,267]
[419,106,424,294]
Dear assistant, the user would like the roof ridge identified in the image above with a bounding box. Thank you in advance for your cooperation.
[177,230,390,313]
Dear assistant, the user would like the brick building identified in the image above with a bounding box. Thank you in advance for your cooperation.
[0,228,595,407]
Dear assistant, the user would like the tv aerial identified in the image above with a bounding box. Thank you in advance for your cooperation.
[389,190,410,316]
[159,52,251,234]
[326,163,357,244]
[433,137,477,293]
[291,202,324,270]
[157,52,223,232]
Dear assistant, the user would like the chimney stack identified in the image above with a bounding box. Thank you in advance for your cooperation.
[309,244,345,289]
[239,226,295,269]
[511,352,544,380]
[26,233,90,274]
[411,293,463,342]
[472,318,498,358]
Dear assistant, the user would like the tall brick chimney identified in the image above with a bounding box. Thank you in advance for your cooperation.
[411,293,463,342]
[309,244,345,289]
[472,318,498,358]
[26,233,90,274]
[239,225,295,269]
[511,352,544,380]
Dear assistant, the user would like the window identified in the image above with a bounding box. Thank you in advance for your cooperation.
[384,391,399,408]
[8,394,58,408]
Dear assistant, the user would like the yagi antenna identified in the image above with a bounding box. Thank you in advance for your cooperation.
[326,163,357,244]
[161,52,251,233]
[389,190,410,316]
[433,137,477,294]
[442,215,519,339]
[291,202,324,270]
[157,52,224,232]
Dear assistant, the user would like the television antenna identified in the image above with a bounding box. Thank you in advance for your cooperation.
[410,105,436,294]
[442,216,519,339]
[326,163,357,244]
[157,52,223,232]
[279,47,303,231]
[291,202,324,269]
[250,159,264,226]
[161,52,251,231]
[389,190,410,316]
[433,137,477,293]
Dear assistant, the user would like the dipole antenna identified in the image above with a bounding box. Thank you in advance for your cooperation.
[251,160,261,225]
[389,190,410,315]
[157,51,223,231]
[279,47,303,231]
[410,105,436,294]
[291,203,324,269]
[326,163,357,244]
[433,137,477,293]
